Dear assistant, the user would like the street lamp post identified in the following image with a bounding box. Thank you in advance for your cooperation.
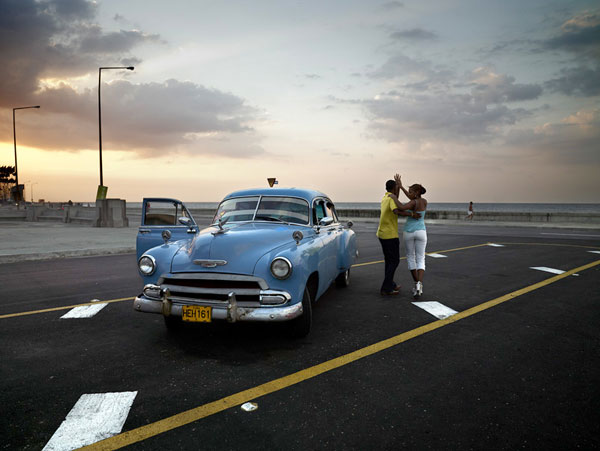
[97,66,134,200]
[31,182,38,203]
[13,105,40,204]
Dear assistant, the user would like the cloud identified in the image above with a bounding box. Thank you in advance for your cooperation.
[504,109,600,164]
[0,0,263,158]
[390,28,437,41]
[381,2,404,11]
[545,66,600,96]
[544,10,600,55]
[0,0,159,106]
[343,62,540,143]
[467,67,543,103]
[78,28,161,54]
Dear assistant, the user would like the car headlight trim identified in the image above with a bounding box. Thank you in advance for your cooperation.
[270,257,292,280]
[138,255,156,276]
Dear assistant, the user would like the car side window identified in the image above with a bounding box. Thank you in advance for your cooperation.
[325,201,338,223]
[144,201,180,226]
[313,200,326,225]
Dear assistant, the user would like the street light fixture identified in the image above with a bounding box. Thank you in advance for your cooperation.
[13,105,40,204]
[97,66,134,200]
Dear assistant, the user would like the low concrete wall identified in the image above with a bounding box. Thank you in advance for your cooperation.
[122,206,600,226]
[336,209,600,224]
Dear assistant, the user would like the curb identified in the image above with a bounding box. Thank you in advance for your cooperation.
[0,247,136,265]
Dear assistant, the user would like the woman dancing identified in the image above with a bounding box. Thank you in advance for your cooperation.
[390,174,428,299]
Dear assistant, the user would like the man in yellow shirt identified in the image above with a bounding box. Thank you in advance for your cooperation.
[376,179,418,295]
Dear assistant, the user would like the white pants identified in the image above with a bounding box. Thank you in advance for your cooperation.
[404,230,427,271]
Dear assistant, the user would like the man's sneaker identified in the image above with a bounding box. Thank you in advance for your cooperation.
[381,288,400,296]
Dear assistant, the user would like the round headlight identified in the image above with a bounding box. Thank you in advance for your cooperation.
[138,255,156,276]
[270,257,292,280]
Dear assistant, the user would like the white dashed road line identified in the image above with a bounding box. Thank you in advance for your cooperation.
[541,232,600,237]
[60,300,107,319]
[412,301,458,320]
[426,253,447,258]
[589,251,600,255]
[487,243,505,247]
[530,266,579,276]
[43,391,138,451]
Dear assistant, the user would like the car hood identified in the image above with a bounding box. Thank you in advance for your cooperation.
[170,222,298,274]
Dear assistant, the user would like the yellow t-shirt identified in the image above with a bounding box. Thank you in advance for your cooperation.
[376,193,398,239]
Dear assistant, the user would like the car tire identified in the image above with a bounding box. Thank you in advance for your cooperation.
[164,315,183,331]
[335,269,350,288]
[288,286,312,338]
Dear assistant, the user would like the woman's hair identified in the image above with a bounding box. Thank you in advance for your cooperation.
[409,184,426,195]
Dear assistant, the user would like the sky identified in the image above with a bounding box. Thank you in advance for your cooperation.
[0,0,599,203]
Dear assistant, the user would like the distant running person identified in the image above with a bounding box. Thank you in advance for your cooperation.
[466,201,473,220]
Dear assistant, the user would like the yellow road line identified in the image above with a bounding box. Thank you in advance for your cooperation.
[0,297,133,320]
[351,242,490,267]
[81,258,600,451]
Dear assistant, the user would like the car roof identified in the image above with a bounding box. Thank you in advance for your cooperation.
[223,187,330,202]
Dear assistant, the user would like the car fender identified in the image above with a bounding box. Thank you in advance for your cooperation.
[138,241,186,286]
[253,234,323,304]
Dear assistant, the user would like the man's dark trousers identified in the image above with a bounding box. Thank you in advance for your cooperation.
[379,237,399,293]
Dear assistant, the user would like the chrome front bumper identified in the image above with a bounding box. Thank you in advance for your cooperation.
[133,291,303,322]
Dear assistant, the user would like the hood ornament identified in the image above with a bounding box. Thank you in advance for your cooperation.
[193,259,228,268]
[212,217,230,235]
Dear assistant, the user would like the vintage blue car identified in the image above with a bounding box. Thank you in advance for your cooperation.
[134,188,358,337]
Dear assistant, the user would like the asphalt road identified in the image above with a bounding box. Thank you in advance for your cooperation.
[1,224,599,450]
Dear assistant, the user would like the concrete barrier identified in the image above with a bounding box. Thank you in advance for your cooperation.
[336,209,600,224]
[122,206,600,226]
[96,199,128,227]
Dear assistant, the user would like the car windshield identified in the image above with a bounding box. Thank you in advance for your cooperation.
[213,196,259,223]
[213,195,310,225]
[255,196,309,224]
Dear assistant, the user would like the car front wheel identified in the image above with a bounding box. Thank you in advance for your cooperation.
[335,269,350,287]
[288,286,312,338]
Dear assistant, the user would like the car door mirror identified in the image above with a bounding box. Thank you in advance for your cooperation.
[319,216,334,227]
[178,216,192,227]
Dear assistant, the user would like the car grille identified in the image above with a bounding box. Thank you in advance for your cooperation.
[158,273,268,306]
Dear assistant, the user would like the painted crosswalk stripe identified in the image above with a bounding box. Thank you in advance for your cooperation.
[530,267,579,277]
[427,253,447,258]
[412,301,458,320]
[61,300,107,319]
[487,243,505,247]
[43,391,137,451]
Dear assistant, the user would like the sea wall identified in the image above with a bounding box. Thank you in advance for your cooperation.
[334,209,600,224]
[2,205,599,225]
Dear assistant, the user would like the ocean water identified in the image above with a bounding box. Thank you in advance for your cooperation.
[126,201,600,214]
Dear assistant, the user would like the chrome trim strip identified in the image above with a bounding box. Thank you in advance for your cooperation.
[193,259,227,267]
[159,273,269,290]
[161,285,261,296]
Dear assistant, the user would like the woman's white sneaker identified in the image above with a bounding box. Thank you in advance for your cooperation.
[414,282,423,298]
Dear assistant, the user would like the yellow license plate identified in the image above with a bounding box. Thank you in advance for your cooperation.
[182,305,212,322]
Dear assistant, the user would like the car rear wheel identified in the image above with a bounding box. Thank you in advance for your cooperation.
[288,286,312,338]
[335,269,350,287]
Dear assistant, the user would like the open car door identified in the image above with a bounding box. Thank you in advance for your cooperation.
[136,198,197,259]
